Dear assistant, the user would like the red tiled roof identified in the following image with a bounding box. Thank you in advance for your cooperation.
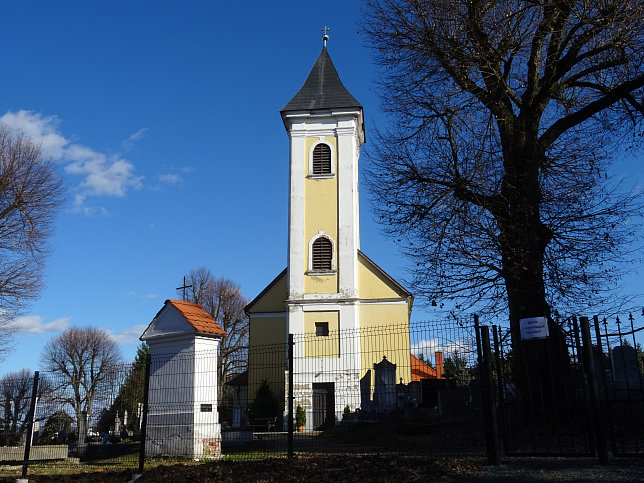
[166,299,226,336]
[411,353,439,381]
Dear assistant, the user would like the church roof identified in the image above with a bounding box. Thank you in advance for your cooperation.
[165,299,226,336]
[245,251,413,316]
[281,46,362,113]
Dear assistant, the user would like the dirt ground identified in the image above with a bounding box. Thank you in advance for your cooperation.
[4,454,644,482]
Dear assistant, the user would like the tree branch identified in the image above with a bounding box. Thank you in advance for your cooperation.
[540,74,644,148]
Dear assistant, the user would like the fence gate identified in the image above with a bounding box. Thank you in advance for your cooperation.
[492,315,644,459]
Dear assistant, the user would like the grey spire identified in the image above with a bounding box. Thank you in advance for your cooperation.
[281,46,362,113]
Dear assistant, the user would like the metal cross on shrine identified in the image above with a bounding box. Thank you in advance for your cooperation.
[321,25,330,46]
[176,276,193,302]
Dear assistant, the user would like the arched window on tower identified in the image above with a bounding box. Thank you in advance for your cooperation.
[311,236,333,271]
[312,144,332,175]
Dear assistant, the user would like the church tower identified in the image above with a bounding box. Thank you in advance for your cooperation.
[280,38,364,342]
[245,36,412,430]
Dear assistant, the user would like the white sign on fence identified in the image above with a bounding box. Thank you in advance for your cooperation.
[520,317,549,340]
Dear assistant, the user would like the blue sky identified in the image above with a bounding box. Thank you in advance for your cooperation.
[0,1,412,374]
[1,1,642,375]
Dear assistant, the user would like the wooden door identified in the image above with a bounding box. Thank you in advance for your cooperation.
[312,382,335,430]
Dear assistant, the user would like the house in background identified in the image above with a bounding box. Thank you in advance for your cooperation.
[245,37,413,430]
[411,353,445,381]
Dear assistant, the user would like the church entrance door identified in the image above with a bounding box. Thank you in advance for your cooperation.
[312,382,335,430]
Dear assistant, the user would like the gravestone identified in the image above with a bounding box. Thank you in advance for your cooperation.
[113,412,121,435]
[373,356,397,411]
[135,403,143,434]
[612,345,642,390]
[360,370,372,412]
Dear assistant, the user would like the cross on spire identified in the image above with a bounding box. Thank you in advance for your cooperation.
[321,25,330,47]
[176,276,193,302]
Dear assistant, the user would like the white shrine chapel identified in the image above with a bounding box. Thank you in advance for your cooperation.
[140,299,226,458]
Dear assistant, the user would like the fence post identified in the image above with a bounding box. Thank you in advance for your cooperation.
[474,314,482,368]
[580,317,609,465]
[594,315,616,455]
[288,333,294,459]
[21,371,39,479]
[492,325,507,454]
[572,317,583,365]
[138,354,151,474]
[479,326,501,465]
[629,313,644,390]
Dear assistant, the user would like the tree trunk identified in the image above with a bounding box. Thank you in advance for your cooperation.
[499,149,570,401]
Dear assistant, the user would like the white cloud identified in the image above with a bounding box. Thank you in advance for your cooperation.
[157,173,182,185]
[128,291,159,301]
[71,194,110,217]
[1,110,143,215]
[66,154,142,197]
[107,324,148,345]
[123,128,148,151]
[410,338,476,362]
[0,111,67,159]
[12,315,70,334]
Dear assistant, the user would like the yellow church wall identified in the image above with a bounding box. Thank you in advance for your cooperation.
[246,271,287,314]
[303,136,338,294]
[303,311,340,358]
[358,303,412,384]
[358,256,405,300]
[248,315,286,408]
[304,272,337,294]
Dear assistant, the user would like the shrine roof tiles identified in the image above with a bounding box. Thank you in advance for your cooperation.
[166,299,226,336]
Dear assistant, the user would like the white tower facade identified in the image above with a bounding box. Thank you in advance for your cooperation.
[280,45,365,428]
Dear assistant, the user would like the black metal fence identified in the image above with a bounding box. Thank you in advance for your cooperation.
[227,320,484,457]
[4,313,642,477]
[0,362,145,478]
[144,349,221,459]
[488,313,644,462]
[2,318,489,478]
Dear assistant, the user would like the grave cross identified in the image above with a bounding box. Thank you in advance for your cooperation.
[176,276,193,302]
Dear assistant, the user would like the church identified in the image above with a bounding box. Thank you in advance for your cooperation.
[244,36,413,430]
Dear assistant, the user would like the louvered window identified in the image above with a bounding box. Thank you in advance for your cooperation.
[312,144,332,175]
[312,237,333,271]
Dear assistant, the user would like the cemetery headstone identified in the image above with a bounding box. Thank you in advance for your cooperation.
[612,345,642,390]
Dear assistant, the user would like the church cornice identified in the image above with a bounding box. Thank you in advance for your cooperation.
[284,297,410,307]
[286,296,359,305]
[282,109,365,144]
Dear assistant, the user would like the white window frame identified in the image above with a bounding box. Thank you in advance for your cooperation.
[307,232,336,274]
[308,139,335,178]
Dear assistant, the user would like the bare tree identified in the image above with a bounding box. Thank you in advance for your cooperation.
[362,1,644,350]
[178,267,249,399]
[40,327,122,433]
[0,369,52,445]
[0,125,64,360]
[0,369,32,445]
[96,343,149,435]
